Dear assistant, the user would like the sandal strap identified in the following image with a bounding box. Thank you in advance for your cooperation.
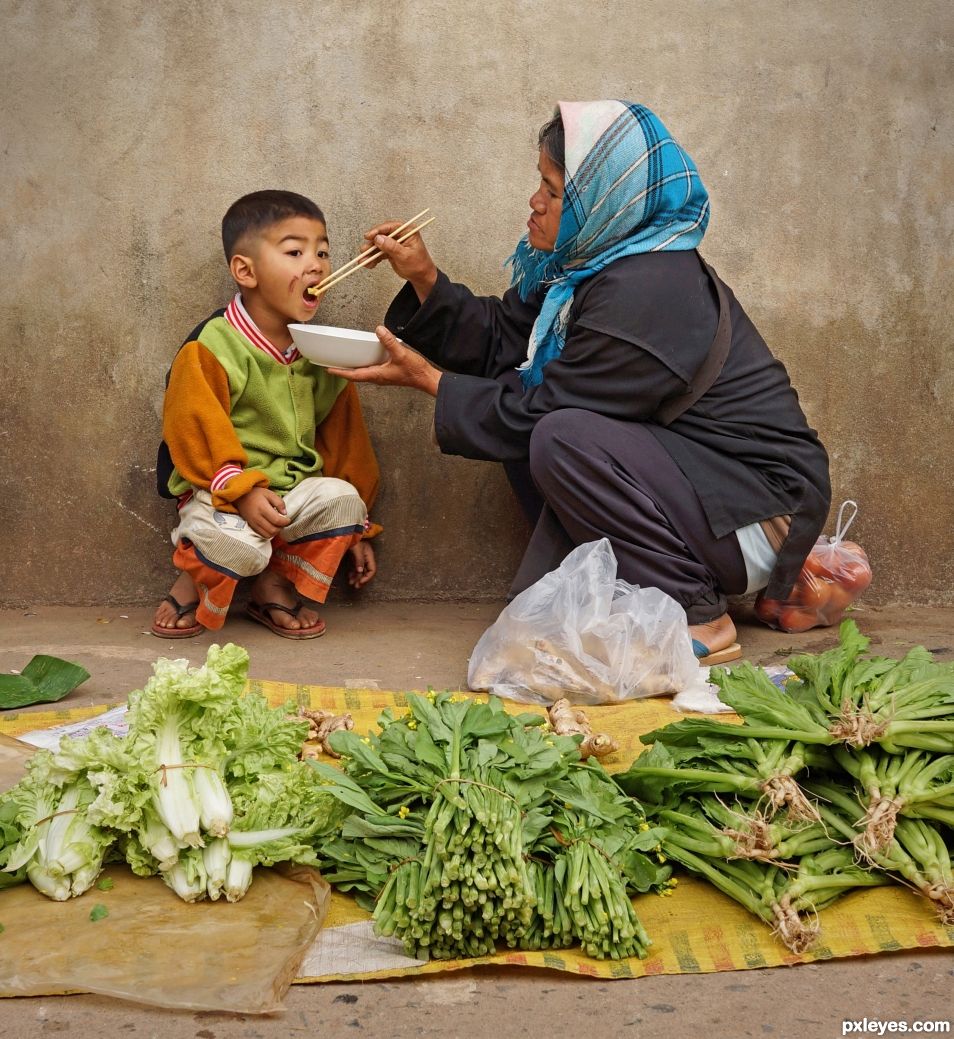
[163,594,200,618]
[255,600,303,620]
[691,638,711,658]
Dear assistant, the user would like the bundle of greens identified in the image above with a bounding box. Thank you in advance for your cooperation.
[806,778,954,923]
[311,691,668,961]
[620,730,825,821]
[616,621,954,950]
[786,625,954,752]
[660,827,889,952]
[1,644,343,903]
[634,786,890,951]
[655,794,832,864]
[0,752,114,900]
[827,745,954,852]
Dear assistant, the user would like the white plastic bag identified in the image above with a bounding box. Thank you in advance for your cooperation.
[467,539,699,705]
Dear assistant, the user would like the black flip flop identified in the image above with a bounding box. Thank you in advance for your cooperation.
[151,594,204,639]
[246,600,326,640]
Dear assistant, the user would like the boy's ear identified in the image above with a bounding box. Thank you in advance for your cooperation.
[229,252,257,289]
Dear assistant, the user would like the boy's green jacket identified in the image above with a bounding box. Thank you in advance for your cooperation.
[156,306,381,529]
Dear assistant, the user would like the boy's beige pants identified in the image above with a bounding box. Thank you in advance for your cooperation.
[170,476,367,630]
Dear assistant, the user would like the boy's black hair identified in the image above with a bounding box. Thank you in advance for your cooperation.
[222,190,326,260]
[538,112,565,172]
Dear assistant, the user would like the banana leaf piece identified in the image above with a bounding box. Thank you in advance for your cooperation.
[0,656,90,710]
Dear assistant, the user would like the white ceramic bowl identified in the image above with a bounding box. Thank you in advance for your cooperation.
[288,324,388,368]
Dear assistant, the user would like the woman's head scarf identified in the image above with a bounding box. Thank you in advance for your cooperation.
[509,100,710,388]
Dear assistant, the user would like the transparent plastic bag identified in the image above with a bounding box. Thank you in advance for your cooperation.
[755,500,873,633]
[467,538,699,705]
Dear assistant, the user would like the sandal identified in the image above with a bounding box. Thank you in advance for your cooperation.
[692,639,743,666]
[151,594,204,639]
[246,600,326,640]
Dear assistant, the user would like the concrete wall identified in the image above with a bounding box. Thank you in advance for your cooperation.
[1,0,952,607]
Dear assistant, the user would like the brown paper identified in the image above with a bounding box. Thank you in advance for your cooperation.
[0,733,35,792]
[0,733,331,1013]
[0,863,329,1013]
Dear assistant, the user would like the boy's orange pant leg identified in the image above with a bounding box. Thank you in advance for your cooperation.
[172,539,238,631]
[267,530,364,603]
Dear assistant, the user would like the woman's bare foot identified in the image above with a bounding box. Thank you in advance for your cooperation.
[688,612,738,656]
[249,571,322,632]
[152,572,202,634]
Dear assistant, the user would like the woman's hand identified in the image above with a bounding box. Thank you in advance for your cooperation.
[347,540,377,589]
[328,326,442,396]
[363,220,438,302]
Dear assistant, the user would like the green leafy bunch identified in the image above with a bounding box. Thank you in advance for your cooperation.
[311,690,669,961]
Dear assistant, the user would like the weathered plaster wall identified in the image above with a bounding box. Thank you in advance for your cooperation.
[1,0,951,606]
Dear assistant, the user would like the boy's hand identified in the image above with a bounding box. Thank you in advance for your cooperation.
[348,540,377,589]
[235,486,290,539]
[363,220,438,303]
[328,326,442,397]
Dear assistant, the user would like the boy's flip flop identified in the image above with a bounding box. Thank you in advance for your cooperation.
[692,639,743,666]
[246,600,326,640]
[151,595,204,639]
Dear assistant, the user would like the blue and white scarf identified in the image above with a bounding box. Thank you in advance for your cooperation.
[509,100,710,388]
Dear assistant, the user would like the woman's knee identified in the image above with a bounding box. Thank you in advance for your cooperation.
[528,409,601,488]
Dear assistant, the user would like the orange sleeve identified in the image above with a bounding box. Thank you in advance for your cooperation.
[314,383,383,538]
[162,341,269,509]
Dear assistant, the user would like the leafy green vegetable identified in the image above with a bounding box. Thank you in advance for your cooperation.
[806,778,954,923]
[223,763,346,901]
[312,690,668,961]
[0,642,332,904]
[0,797,28,890]
[0,656,90,710]
[89,904,109,922]
[95,876,114,891]
[2,752,112,899]
[631,621,954,951]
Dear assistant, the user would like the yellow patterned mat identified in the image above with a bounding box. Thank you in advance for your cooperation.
[3,683,952,982]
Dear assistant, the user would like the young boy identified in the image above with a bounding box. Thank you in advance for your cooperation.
[152,190,380,640]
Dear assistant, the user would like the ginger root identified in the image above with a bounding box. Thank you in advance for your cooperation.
[294,706,354,758]
[547,698,619,760]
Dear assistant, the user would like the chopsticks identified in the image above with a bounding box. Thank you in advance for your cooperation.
[306,209,435,298]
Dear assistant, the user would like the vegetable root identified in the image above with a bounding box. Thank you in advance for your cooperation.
[547,699,619,760]
[828,704,889,748]
[722,816,782,862]
[926,884,954,925]
[771,898,818,953]
[760,776,821,823]
[859,795,903,853]
[295,707,354,758]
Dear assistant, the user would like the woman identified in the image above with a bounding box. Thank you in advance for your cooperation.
[333,100,831,663]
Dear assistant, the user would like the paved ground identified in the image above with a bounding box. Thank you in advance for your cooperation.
[0,600,952,1038]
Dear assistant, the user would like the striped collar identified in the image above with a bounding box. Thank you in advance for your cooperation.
[224,293,300,365]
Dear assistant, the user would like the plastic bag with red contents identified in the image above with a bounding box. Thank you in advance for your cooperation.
[755,501,872,633]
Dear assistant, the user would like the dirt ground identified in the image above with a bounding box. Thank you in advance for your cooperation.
[0,599,951,1039]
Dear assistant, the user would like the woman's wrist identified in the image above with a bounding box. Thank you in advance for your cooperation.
[420,368,442,397]
[410,265,439,304]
